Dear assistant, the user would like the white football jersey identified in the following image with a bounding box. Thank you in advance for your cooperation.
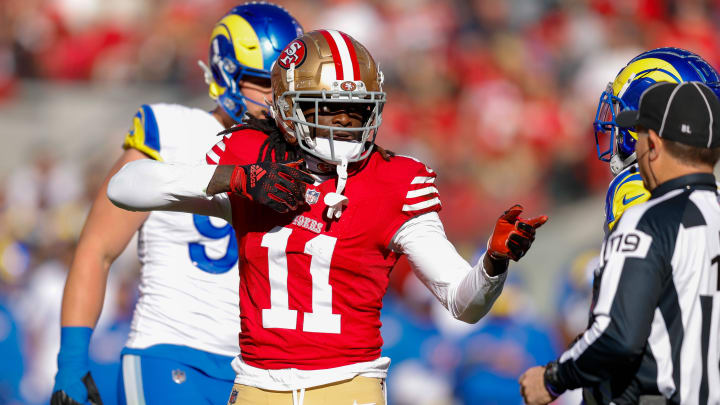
[122,103,239,357]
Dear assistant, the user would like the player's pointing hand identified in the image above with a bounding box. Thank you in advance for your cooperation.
[487,204,548,262]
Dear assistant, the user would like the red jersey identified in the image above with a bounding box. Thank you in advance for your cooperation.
[208,129,441,370]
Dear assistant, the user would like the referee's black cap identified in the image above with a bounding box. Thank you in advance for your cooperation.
[616,81,720,148]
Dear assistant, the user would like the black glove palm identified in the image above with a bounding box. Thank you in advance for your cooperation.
[230,161,314,213]
[51,373,103,405]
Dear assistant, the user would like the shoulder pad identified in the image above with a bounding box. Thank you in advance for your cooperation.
[605,165,650,232]
[206,128,270,165]
[391,155,442,217]
[375,154,442,248]
[122,104,162,161]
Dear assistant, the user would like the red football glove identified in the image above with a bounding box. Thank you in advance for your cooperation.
[229,160,314,213]
[487,204,548,261]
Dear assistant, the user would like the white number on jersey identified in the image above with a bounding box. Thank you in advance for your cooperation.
[260,226,341,334]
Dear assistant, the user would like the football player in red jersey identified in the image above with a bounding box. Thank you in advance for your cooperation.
[51,4,303,405]
[108,30,547,405]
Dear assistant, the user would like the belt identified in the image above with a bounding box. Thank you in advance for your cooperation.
[638,396,668,405]
[582,390,668,405]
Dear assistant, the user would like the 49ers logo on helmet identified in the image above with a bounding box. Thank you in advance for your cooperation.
[278,39,307,69]
[340,81,357,91]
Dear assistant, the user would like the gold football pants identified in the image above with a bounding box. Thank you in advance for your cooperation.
[226,376,385,405]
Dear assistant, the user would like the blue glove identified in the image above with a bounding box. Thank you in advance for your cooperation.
[51,327,103,405]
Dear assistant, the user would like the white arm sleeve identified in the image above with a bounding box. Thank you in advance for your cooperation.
[107,159,232,222]
[390,212,507,323]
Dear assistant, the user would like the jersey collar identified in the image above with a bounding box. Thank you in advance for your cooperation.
[650,172,717,199]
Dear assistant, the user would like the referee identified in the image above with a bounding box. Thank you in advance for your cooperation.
[520,81,720,405]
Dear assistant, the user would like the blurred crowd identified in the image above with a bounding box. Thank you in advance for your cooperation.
[2,0,720,403]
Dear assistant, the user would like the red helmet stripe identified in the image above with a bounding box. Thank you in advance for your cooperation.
[319,30,344,80]
[339,32,361,80]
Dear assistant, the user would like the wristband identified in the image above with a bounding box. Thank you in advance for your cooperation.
[53,326,93,401]
[57,326,93,372]
[543,360,566,399]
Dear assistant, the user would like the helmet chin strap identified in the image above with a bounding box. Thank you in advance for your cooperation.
[610,152,637,176]
[324,158,349,220]
[302,154,350,220]
[303,154,334,174]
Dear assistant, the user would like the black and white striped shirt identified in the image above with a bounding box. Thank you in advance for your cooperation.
[554,173,720,405]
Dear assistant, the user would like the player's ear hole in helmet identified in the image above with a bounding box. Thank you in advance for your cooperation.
[593,47,720,176]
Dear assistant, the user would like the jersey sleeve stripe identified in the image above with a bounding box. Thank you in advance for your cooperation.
[559,316,611,363]
[206,134,234,165]
[406,186,439,198]
[206,149,221,165]
[402,197,441,212]
[411,176,436,184]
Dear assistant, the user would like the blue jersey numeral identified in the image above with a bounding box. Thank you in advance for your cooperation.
[189,214,238,274]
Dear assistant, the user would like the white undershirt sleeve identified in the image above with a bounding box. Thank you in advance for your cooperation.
[390,212,507,323]
[107,159,232,222]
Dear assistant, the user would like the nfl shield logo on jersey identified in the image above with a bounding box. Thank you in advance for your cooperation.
[305,189,320,205]
[171,369,186,384]
[229,389,239,404]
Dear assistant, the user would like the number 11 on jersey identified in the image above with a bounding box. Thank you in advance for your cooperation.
[261,226,341,334]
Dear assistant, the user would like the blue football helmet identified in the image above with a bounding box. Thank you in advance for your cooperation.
[594,47,720,175]
[201,2,303,123]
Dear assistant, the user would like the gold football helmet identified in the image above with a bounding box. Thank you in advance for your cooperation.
[271,30,386,165]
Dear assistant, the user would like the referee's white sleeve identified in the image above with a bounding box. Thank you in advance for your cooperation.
[107,159,232,222]
[390,212,507,323]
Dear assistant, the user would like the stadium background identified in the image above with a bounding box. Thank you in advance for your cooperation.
[1,0,718,404]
